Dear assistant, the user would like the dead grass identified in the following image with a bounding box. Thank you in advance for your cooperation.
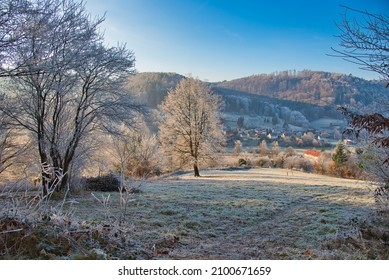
[2,167,387,259]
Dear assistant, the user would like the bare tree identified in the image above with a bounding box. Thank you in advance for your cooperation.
[332,6,389,85]
[333,7,389,165]
[0,0,28,77]
[271,141,280,156]
[259,140,268,156]
[0,113,16,175]
[0,0,141,195]
[158,77,224,177]
[233,140,242,156]
[332,6,389,212]
[111,120,161,180]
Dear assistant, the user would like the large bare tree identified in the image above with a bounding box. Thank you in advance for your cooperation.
[333,7,389,164]
[332,6,389,85]
[333,6,389,207]
[159,77,224,177]
[0,0,140,195]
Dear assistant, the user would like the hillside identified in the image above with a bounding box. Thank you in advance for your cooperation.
[126,71,388,126]
[217,70,388,106]
[127,72,185,108]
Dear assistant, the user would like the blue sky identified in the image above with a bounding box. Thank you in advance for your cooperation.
[85,0,389,82]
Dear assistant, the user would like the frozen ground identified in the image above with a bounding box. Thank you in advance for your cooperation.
[73,168,377,259]
[75,169,374,259]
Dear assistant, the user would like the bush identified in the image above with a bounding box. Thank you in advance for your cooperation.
[238,158,247,166]
[284,156,313,172]
[375,183,389,214]
[271,155,285,168]
[256,156,272,168]
[127,159,161,178]
[299,158,313,172]
[84,175,120,192]
[313,153,331,175]
[284,146,295,157]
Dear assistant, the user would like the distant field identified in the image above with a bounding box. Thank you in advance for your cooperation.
[71,168,379,259]
[310,118,346,129]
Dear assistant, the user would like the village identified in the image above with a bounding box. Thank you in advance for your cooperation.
[224,114,354,151]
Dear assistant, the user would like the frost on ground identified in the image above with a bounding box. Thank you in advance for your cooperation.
[72,168,381,259]
[2,168,386,259]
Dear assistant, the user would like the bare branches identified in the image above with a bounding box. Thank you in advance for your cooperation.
[334,6,389,167]
[159,77,225,176]
[0,0,140,193]
[331,6,389,85]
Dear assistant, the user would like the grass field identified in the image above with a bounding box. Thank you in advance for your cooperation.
[66,167,383,259]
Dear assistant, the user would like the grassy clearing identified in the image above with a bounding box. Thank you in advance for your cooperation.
[63,168,382,259]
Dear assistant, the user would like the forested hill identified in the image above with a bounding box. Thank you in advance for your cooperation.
[127,72,185,108]
[127,71,388,122]
[217,70,387,106]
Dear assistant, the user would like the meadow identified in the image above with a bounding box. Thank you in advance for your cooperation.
[65,168,383,259]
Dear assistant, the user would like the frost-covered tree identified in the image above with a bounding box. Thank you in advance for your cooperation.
[259,140,268,156]
[0,113,16,175]
[0,0,28,77]
[158,77,224,177]
[333,7,389,165]
[233,140,242,155]
[112,120,162,180]
[271,141,280,156]
[0,0,140,195]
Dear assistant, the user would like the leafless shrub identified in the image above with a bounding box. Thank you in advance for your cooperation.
[0,169,147,259]
[118,178,143,224]
[256,156,272,168]
[84,175,120,192]
[313,153,331,175]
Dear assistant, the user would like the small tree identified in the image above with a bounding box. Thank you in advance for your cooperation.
[232,140,242,156]
[237,116,244,128]
[159,77,224,177]
[271,141,280,156]
[259,140,268,156]
[332,142,348,168]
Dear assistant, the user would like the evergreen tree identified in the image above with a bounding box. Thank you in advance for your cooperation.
[237,116,245,128]
[332,142,348,167]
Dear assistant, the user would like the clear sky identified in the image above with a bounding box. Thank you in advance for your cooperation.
[85,0,389,82]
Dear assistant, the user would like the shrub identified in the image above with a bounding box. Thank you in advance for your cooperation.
[84,175,120,192]
[284,146,295,157]
[256,156,272,168]
[284,156,313,172]
[127,159,161,178]
[284,156,300,170]
[375,183,389,214]
[238,158,247,166]
[272,155,285,168]
[299,158,313,172]
[313,153,331,175]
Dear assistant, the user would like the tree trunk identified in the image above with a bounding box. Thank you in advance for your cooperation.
[60,158,72,192]
[38,140,50,197]
[193,163,200,177]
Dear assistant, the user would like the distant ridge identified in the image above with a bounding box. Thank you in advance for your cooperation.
[216,70,387,106]
[126,71,388,122]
